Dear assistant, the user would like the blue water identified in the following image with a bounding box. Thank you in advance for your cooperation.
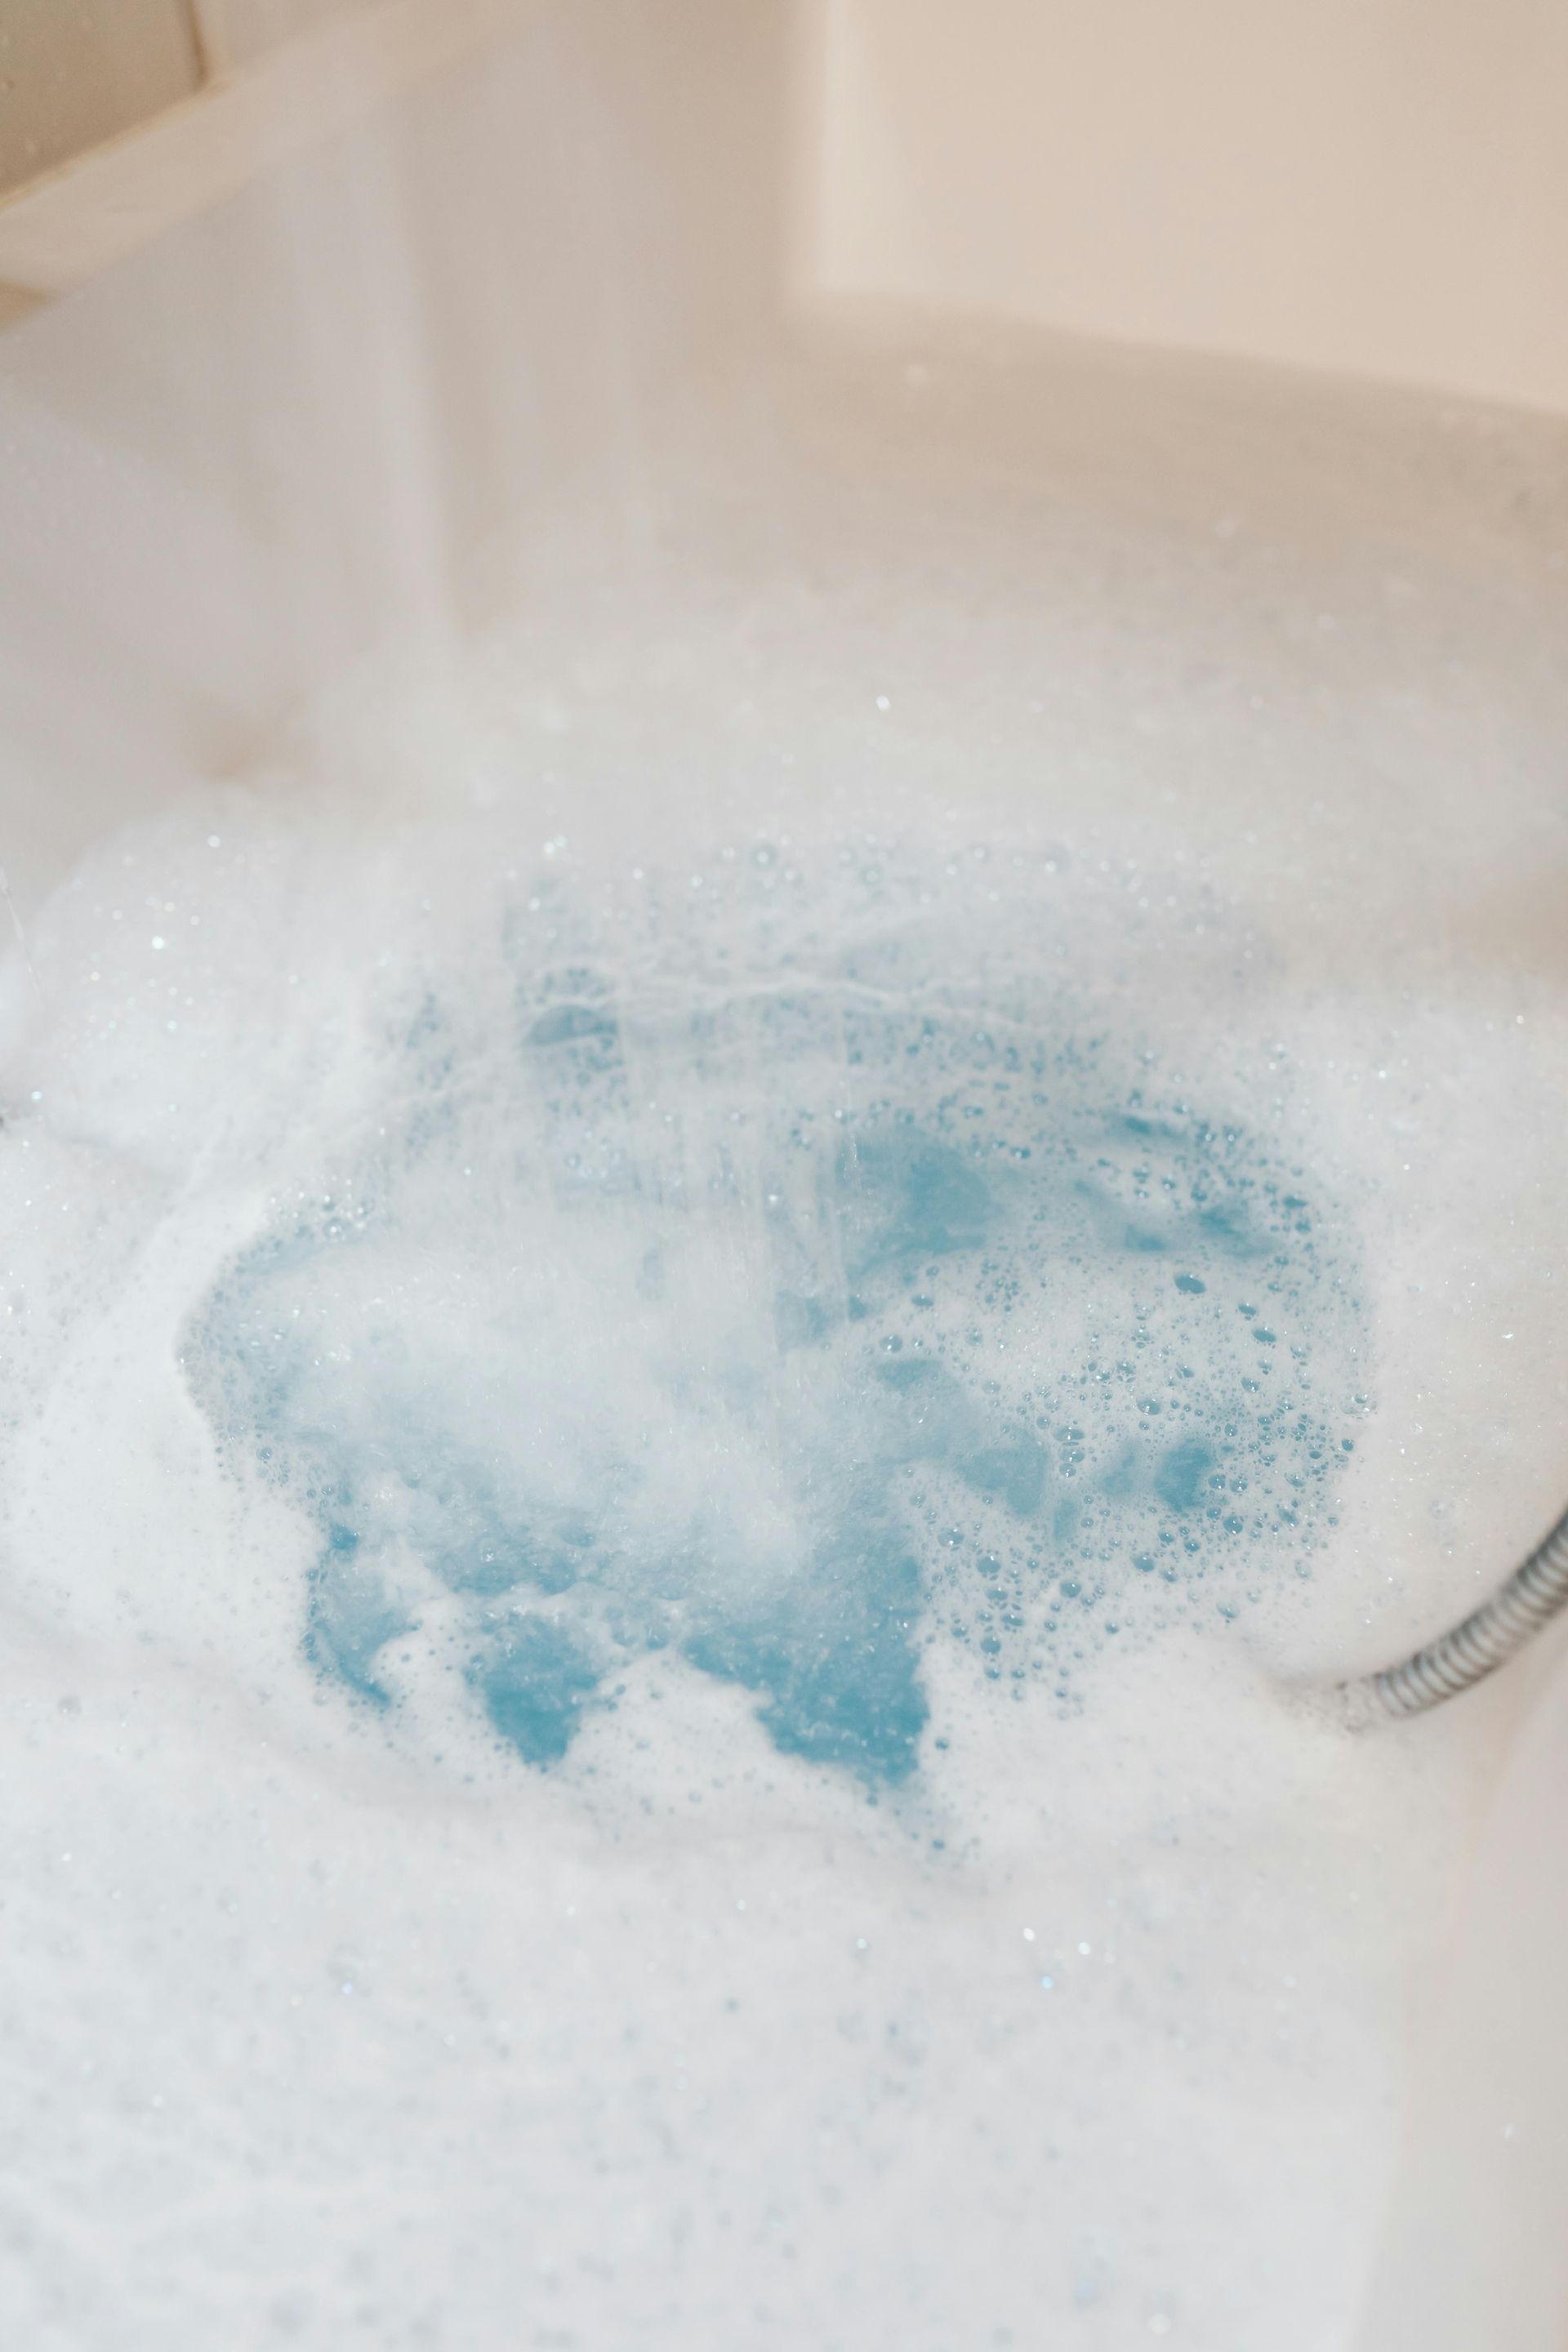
[186,924,1362,1787]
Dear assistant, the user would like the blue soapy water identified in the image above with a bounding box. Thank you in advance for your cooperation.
[185,898,1363,1787]
[470,1615,603,1765]
[304,1525,416,1706]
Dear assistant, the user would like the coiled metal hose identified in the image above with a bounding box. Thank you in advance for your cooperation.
[1346,1494,1568,1721]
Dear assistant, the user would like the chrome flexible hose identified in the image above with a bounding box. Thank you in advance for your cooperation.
[1347,1495,1568,1721]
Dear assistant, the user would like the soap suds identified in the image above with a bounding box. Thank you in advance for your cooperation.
[175,845,1365,1791]
[2,314,1566,2352]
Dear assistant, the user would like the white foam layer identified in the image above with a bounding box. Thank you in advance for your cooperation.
[2,317,1566,2348]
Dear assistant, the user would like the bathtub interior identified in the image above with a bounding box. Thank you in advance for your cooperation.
[1,7,1567,2348]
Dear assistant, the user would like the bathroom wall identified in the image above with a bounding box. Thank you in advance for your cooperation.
[0,0,202,196]
[801,0,1568,415]
[193,0,373,74]
[0,2,441,214]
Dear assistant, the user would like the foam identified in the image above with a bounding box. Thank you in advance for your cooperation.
[2,317,1566,2349]
[166,845,1364,1793]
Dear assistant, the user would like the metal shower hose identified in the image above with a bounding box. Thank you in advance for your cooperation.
[1344,1494,1568,1720]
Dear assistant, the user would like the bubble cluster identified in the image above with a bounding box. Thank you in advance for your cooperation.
[186,858,1365,1786]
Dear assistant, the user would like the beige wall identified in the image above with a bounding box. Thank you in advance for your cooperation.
[801,0,1568,415]
[193,0,372,74]
[0,0,377,206]
[0,0,201,196]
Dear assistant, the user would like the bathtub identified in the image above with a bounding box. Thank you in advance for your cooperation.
[1,7,1566,2345]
